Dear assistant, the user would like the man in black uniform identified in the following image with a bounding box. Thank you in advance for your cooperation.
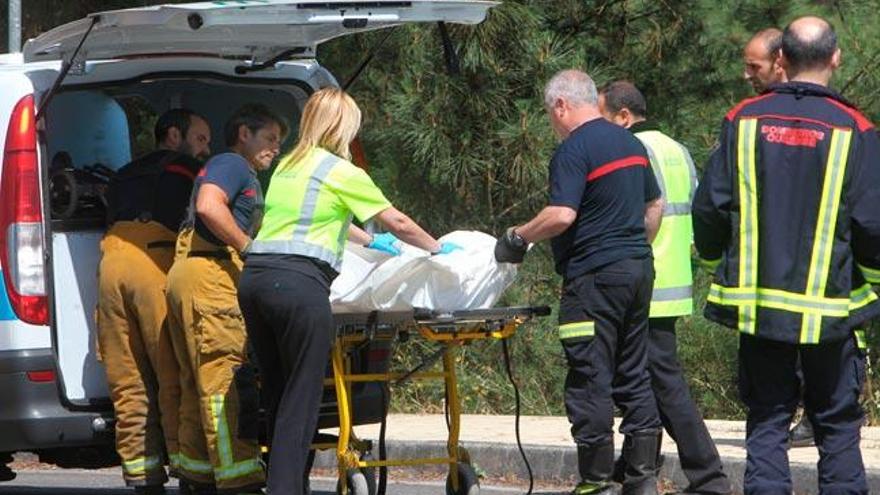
[496,69,665,495]
[694,16,880,494]
[98,109,210,494]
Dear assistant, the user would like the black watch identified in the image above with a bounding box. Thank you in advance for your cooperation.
[509,229,527,248]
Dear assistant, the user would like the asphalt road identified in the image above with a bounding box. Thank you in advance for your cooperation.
[0,470,572,495]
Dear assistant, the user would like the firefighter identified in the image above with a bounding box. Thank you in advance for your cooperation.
[165,104,287,494]
[598,81,732,495]
[496,69,664,495]
[97,109,210,494]
[693,16,880,494]
[237,87,458,495]
[743,28,787,93]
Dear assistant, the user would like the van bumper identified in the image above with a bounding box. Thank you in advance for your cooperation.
[0,348,113,452]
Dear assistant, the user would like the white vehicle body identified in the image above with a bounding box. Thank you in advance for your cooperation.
[0,0,495,468]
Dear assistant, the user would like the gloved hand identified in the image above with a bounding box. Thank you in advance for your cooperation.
[494,227,528,263]
[366,232,401,256]
[433,242,463,255]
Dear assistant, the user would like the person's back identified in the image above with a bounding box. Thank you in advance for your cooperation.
[695,82,880,343]
[550,118,656,279]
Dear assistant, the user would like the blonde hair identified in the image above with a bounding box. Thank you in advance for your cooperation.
[279,87,362,171]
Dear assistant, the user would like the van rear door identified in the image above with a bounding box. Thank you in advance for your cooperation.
[25,0,497,409]
[23,0,496,63]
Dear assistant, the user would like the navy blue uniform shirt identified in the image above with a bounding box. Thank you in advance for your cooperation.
[549,118,661,279]
[191,152,264,246]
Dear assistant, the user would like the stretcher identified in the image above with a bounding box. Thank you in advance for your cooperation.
[316,306,551,495]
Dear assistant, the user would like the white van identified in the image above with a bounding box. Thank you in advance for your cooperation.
[0,0,495,476]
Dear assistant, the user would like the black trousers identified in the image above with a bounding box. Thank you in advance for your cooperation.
[238,262,333,495]
[647,317,731,494]
[739,333,866,495]
[560,256,661,447]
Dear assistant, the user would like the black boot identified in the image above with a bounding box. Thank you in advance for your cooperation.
[0,452,15,482]
[612,431,664,484]
[572,439,615,495]
[789,414,815,448]
[133,486,166,495]
[621,428,661,495]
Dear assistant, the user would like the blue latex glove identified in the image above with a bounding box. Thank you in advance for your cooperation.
[434,242,463,255]
[367,232,401,256]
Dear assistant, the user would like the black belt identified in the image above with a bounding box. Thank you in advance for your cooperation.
[188,250,231,260]
[147,240,176,249]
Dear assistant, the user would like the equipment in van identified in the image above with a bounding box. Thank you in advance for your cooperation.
[48,152,114,220]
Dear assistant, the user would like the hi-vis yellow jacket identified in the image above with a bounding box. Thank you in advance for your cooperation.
[693,82,880,344]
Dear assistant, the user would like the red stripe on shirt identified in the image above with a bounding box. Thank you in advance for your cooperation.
[824,97,875,132]
[165,164,196,180]
[725,93,775,121]
[587,155,649,182]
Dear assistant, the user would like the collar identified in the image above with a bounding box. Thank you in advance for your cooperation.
[629,120,656,133]
[768,81,857,108]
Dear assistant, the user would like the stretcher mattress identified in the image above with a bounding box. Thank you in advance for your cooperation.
[330,230,517,313]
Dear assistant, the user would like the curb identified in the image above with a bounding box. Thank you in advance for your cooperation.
[313,440,880,494]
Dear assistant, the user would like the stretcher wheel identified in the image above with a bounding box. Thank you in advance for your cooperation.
[445,462,480,495]
[336,466,376,495]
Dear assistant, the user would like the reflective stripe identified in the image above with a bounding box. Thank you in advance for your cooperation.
[250,153,345,270]
[210,394,234,469]
[855,329,867,350]
[652,285,692,302]
[642,141,666,197]
[680,142,699,203]
[559,321,595,340]
[708,283,877,317]
[800,129,851,343]
[663,202,691,216]
[699,257,721,270]
[178,453,213,475]
[122,455,163,476]
[859,264,880,284]
[169,453,180,470]
[215,457,263,481]
[737,119,759,334]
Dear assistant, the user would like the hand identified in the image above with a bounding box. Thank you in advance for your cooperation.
[366,232,401,256]
[433,242,463,255]
[494,227,527,263]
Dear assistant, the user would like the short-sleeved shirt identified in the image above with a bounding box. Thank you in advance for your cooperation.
[254,147,391,273]
[549,118,661,279]
[191,152,264,246]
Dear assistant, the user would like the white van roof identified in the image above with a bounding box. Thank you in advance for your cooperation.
[23,0,497,63]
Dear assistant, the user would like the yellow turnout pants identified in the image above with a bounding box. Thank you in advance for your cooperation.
[96,221,180,486]
[165,228,264,490]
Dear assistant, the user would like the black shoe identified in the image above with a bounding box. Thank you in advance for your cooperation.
[178,480,217,495]
[133,486,166,495]
[789,415,815,448]
[0,464,15,482]
[621,429,661,495]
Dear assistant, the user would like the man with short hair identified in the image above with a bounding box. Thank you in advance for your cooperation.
[694,16,880,494]
[599,81,732,495]
[496,69,665,495]
[98,108,210,494]
[743,28,787,93]
[166,104,287,494]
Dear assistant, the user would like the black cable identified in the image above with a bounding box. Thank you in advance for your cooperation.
[501,338,534,495]
[377,384,389,495]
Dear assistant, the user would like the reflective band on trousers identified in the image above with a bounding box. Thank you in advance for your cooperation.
[652,285,693,302]
[855,329,867,351]
[122,455,162,476]
[209,394,263,481]
[737,118,760,335]
[799,128,852,343]
[859,263,880,285]
[663,202,691,216]
[559,321,595,340]
[175,453,213,475]
[249,154,349,271]
[708,283,877,317]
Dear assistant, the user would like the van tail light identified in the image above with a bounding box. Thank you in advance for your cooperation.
[27,370,56,383]
[0,94,48,325]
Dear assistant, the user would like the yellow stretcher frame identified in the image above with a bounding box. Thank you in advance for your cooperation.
[316,307,549,494]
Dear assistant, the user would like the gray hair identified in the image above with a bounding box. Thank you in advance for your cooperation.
[543,70,598,108]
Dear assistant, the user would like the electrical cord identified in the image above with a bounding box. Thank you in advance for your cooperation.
[501,338,534,495]
[377,384,389,495]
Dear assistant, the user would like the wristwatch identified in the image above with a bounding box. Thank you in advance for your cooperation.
[508,228,527,248]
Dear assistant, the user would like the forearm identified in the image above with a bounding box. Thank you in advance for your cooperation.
[198,205,251,252]
[375,207,441,253]
[348,225,373,246]
[644,198,664,244]
[515,206,576,243]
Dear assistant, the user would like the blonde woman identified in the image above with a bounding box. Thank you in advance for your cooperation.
[237,88,458,494]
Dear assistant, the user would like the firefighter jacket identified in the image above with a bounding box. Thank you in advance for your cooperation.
[693,82,880,344]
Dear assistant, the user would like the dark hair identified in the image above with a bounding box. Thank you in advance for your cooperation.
[599,81,647,118]
[224,104,289,147]
[764,29,783,57]
[782,17,837,73]
[154,108,202,145]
